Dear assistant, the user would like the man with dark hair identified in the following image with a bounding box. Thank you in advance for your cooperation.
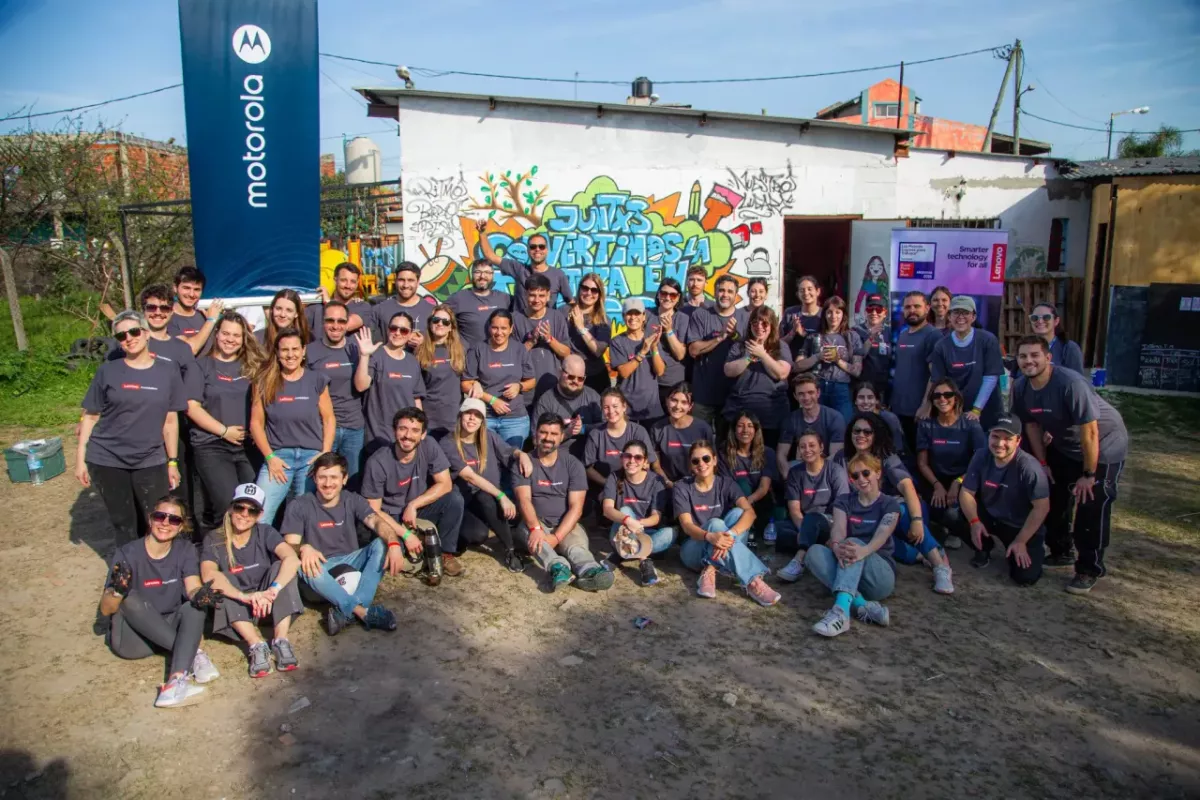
[475,220,573,314]
[513,414,612,592]
[513,273,571,403]
[1010,335,1128,594]
[894,290,942,454]
[305,262,371,337]
[282,451,411,635]
[445,259,513,348]
[361,407,467,579]
[369,262,436,346]
[686,274,748,429]
[168,266,225,355]
[533,354,602,459]
[777,374,846,476]
[306,300,366,484]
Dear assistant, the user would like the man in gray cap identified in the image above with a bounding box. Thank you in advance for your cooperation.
[926,295,1005,430]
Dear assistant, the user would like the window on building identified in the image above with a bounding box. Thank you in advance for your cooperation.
[908,218,1002,230]
[1047,218,1069,271]
[874,103,900,119]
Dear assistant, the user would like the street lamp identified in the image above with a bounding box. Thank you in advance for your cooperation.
[1107,106,1151,159]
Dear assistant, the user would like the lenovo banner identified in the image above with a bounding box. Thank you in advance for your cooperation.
[889,227,1009,296]
[178,0,319,297]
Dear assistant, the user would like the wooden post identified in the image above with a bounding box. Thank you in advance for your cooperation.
[982,41,1017,153]
[0,248,28,352]
[107,232,133,311]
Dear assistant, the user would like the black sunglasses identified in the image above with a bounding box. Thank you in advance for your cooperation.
[114,327,144,342]
[230,502,262,516]
[142,303,171,313]
[563,374,585,382]
[852,427,874,436]
[430,317,452,326]
[690,454,713,466]
[150,511,184,526]
[931,391,956,400]
[324,317,348,325]
[389,325,412,334]
[528,243,547,250]
[850,469,874,480]
[579,285,599,294]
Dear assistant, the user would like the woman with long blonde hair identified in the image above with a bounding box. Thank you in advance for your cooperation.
[567,272,612,394]
[417,303,467,440]
[258,289,310,353]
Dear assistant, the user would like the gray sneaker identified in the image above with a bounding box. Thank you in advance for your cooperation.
[247,642,272,678]
[191,649,220,684]
[812,606,851,637]
[855,600,891,627]
[272,638,299,672]
[932,565,955,595]
[154,674,205,708]
[944,534,963,550]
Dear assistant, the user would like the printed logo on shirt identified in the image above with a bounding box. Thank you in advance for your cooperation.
[142,578,176,588]
[120,383,159,391]
[604,449,620,457]
[152,354,175,363]
[465,459,478,467]
[623,497,643,505]
[898,343,915,350]
[487,362,516,369]
[217,374,234,383]
[1028,407,1048,414]
[476,305,495,312]
[432,359,448,366]
[933,439,961,446]
[803,488,816,496]
[229,563,260,574]
[396,477,412,488]
[536,479,552,487]
[387,372,413,380]
[734,469,749,478]
[849,516,878,525]
[181,328,198,335]
[667,441,683,448]
[324,361,351,369]
[983,480,1006,489]
[694,504,720,512]
[950,360,977,369]
[317,520,342,529]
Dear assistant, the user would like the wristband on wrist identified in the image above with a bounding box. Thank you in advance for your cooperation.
[167,459,179,467]
[971,407,982,415]
[387,541,402,549]
[911,516,923,523]
[969,517,980,525]
[623,515,633,527]
[265,452,277,461]
[1039,459,1048,466]
[487,396,497,407]
[666,329,675,337]
[954,476,964,484]
[220,425,228,437]
[269,581,282,591]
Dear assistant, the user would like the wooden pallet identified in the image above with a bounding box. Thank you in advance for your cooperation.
[999,275,1083,355]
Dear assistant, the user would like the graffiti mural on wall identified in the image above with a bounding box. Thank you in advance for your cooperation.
[405,174,471,239]
[725,163,796,220]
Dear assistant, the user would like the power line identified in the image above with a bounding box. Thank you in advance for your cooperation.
[321,128,397,141]
[1021,62,1105,124]
[1,83,181,122]
[1020,109,1200,135]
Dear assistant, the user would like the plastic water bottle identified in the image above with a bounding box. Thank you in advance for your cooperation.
[763,520,777,544]
[26,453,43,486]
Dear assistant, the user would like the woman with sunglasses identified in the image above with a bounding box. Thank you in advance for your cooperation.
[200,483,303,677]
[723,305,791,448]
[584,388,660,490]
[929,286,953,335]
[1028,302,1084,374]
[838,412,955,594]
[250,328,336,525]
[649,278,691,413]
[854,294,892,403]
[805,452,900,637]
[305,300,365,483]
[257,289,309,352]
[441,398,533,574]
[567,273,612,395]
[609,297,665,422]
[746,277,769,310]
[675,441,779,606]
[354,311,427,457]
[78,311,187,544]
[719,412,779,548]
[100,496,219,708]
[602,440,673,587]
[188,312,264,523]
[853,382,907,461]
[417,303,467,441]
[650,382,713,489]
[795,296,862,423]
[916,379,986,550]
[775,429,850,582]
[463,309,536,448]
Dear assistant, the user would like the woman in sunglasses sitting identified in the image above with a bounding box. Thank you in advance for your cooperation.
[78,310,187,545]
[601,440,673,587]
[674,441,780,606]
[199,483,303,678]
[916,379,986,550]
[354,311,427,458]
[1028,302,1084,374]
[416,303,467,441]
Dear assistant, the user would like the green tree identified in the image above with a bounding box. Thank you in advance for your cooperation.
[1116,125,1188,158]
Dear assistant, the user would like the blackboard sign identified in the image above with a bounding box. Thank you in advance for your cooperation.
[1137,283,1200,392]
[1105,285,1148,387]
[1139,345,1200,392]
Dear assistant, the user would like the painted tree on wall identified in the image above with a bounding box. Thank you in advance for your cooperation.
[469,166,549,226]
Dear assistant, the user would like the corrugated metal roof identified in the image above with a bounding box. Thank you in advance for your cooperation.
[1059,155,1200,180]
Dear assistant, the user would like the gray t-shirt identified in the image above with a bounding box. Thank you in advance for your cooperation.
[880,409,907,458]
[306,338,364,430]
[360,438,452,519]
[107,538,199,615]
[608,333,664,422]
[513,309,571,398]
[108,334,202,400]
[583,422,658,479]
[671,476,744,529]
[647,309,691,388]
[200,523,285,593]
[445,289,513,349]
[650,417,714,483]
[718,448,779,488]
[778,405,847,457]
[917,415,987,479]
[439,429,515,494]
[280,491,375,558]
[930,330,1004,424]
[802,329,863,384]
[891,325,943,416]
[831,449,912,497]
[962,449,1049,529]
[419,344,463,435]
[166,308,207,342]
[602,470,668,519]
[263,370,331,452]
[83,358,188,469]
[1049,337,1085,374]
[567,316,612,381]
[723,340,793,428]
[533,385,603,458]
[784,460,849,515]
[833,492,901,567]
[463,339,535,421]
[497,256,574,314]
[685,306,748,407]
[190,357,252,447]
[370,296,437,345]
[512,452,587,529]
[1011,366,1128,464]
[364,349,427,447]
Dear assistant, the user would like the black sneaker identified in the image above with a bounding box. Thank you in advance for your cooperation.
[1065,574,1098,595]
[1046,552,1076,568]
[503,549,525,574]
[363,604,397,631]
[970,550,991,569]
[576,565,615,592]
[324,606,348,637]
[639,559,660,587]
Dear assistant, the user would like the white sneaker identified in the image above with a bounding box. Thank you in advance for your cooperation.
[154,674,206,708]
[933,565,955,595]
[812,606,851,637]
[854,600,891,627]
[191,649,220,684]
[776,557,805,583]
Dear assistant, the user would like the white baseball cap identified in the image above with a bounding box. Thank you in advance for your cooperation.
[231,483,264,510]
[459,397,488,417]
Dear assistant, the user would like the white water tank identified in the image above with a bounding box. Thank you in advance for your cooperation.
[344,136,382,184]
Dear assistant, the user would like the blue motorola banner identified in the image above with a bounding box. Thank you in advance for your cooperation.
[177,0,320,297]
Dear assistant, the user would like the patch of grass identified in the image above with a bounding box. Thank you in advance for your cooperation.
[1101,390,1200,437]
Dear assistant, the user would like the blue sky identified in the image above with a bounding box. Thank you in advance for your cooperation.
[2,0,1198,174]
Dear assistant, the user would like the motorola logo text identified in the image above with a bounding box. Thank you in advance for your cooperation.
[232,24,271,64]
[241,75,267,208]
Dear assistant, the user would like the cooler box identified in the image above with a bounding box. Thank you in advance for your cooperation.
[5,437,66,483]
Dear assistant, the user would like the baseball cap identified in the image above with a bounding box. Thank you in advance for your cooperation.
[865,294,886,308]
[459,397,488,417]
[614,528,654,561]
[949,296,977,314]
[231,483,264,510]
[989,415,1022,436]
[622,297,646,315]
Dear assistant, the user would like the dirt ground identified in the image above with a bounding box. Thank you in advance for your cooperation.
[1,428,1198,800]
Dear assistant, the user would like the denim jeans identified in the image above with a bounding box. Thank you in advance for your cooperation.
[820,380,853,424]
[332,427,365,483]
[775,512,831,554]
[517,520,599,576]
[487,415,530,448]
[892,501,945,565]
[255,447,320,527]
[301,538,387,618]
[679,508,769,585]
[609,505,675,559]
[804,539,896,601]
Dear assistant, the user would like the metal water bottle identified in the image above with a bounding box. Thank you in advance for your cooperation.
[423,528,444,586]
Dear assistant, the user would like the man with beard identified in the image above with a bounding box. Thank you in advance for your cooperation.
[476,220,573,314]
[682,265,711,314]
[445,259,513,348]
[686,275,748,432]
[306,301,366,485]
[167,266,224,354]
[304,262,371,338]
[369,262,437,348]
[533,354,603,459]
[892,291,943,454]
[1010,336,1128,595]
[512,274,572,403]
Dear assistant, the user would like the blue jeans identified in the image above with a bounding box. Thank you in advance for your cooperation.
[255,447,320,526]
[805,539,896,601]
[301,538,387,618]
[776,513,831,553]
[892,501,944,565]
[679,508,768,585]
[487,415,530,448]
[609,505,675,559]
[332,427,365,483]
[820,380,853,424]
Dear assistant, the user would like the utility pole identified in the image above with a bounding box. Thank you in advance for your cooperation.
[982,40,1017,153]
[1011,40,1024,156]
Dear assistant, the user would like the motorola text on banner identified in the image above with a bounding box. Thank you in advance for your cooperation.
[177,0,320,297]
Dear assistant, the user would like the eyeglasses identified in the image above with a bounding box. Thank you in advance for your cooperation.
[866,306,886,312]
[114,327,144,342]
[579,286,599,295]
[621,453,646,462]
[690,454,713,466]
[931,391,956,400]
[150,511,184,526]
[324,317,348,325]
[563,374,586,383]
[142,303,171,313]
[430,317,452,326]
[230,502,262,516]
[389,325,412,334]
[658,290,680,299]
[1029,313,1054,323]
[849,469,874,480]
[852,427,874,436]
[950,309,973,317]
[528,243,547,250]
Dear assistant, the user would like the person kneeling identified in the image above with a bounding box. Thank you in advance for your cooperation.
[958,415,1050,586]
[100,495,222,708]
[200,484,303,677]
[281,452,414,635]
[601,441,674,587]
[806,453,899,637]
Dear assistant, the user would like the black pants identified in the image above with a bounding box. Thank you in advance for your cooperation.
[192,439,257,524]
[922,473,967,541]
[212,561,303,640]
[897,414,920,459]
[459,490,517,553]
[586,370,612,395]
[1046,449,1123,577]
[108,592,205,677]
[971,508,1045,586]
[89,463,170,545]
[417,488,466,554]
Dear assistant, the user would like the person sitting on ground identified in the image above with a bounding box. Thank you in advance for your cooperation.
[513,415,614,592]
[775,429,850,582]
[440,398,534,574]
[532,354,603,460]
[958,415,1051,587]
[674,440,779,607]
[650,382,713,489]
[915,379,986,551]
[805,452,900,637]
[601,440,673,587]
[777,374,846,477]
[199,483,303,677]
[281,452,412,636]
[609,296,666,422]
[583,388,659,490]
[853,381,906,462]
[361,407,467,582]
[100,495,220,708]
[718,411,779,548]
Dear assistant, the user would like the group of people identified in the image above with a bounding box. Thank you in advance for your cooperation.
[84,241,1127,708]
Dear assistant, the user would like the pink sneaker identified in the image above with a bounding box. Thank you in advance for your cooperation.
[746,576,781,607]
[696,565,717,598]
